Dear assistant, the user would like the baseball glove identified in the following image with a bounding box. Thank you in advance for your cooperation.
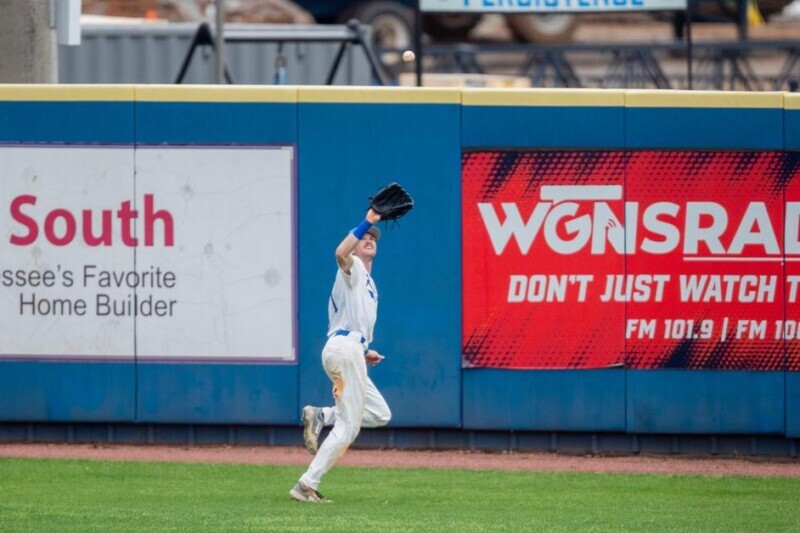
[369,182,414,222]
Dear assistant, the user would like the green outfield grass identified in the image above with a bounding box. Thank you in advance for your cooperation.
[1,457,799,532]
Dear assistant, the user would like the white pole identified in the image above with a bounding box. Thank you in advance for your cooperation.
[214,0,226,84]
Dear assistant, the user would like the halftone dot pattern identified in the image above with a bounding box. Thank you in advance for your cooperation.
[626,150,785,370]
[463,150,625,369]
[626,151,785,205]
[781,153,800,186]
[470,151,629,203]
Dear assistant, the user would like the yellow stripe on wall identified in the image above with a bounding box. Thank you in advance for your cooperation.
[626,90,783,108]
[135,85,297,103]
[785,93,800,110]
[299,86,460,104]
[0,85,134,101]
[0,84,791,110]
[462,89,624,107]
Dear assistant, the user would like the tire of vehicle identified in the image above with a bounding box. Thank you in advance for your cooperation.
[423,13,482,42]
[339,1,414,48]
[758,0,794,17]
[707,0,789,19]
[505,13,579,43]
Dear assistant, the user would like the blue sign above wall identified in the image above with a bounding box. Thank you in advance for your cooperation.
[420,0,688,13]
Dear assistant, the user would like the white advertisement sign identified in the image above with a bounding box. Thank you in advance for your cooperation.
[0,146,136,358]
[0,145,296,362]
[421,0,687,13]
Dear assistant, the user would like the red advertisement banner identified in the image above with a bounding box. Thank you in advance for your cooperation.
[784,152,800,371]
[462,150,794,370]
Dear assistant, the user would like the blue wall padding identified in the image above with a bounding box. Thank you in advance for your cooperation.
[136,363,298,424]
[626,108,784,150]
[1,90,798,438]
[463,369,626,431]
[787,110,800,151]
[135,102,296,144]
[0,362,135,421]
[462,106,625,149]
[0,102,134,144]
[785,373,800,437]
[297,102,462,427]
[627,370,785,434]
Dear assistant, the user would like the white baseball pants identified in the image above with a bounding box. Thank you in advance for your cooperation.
[299,334,391,490]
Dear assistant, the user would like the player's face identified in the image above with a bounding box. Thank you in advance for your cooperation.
[355,233,377,260]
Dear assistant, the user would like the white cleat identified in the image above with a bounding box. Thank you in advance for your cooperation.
[289,481,331,503]
[302,405,324,455]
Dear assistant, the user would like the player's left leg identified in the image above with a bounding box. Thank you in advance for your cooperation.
[303,370,391,448]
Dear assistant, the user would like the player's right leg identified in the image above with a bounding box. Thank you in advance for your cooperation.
[361,376,391,428]
[304,377,386,448]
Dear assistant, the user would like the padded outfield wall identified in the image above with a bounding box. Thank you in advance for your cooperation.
[0,85,798,441]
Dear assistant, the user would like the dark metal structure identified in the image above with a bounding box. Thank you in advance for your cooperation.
[413,2,699,88]
[175,20,389,85]
[401,40,800,91]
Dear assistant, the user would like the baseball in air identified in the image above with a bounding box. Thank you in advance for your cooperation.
[402,50,416,63]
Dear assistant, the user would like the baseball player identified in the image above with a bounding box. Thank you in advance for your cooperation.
[290,208,392,503]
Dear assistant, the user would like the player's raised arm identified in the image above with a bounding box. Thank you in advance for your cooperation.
[335,208,381,274]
